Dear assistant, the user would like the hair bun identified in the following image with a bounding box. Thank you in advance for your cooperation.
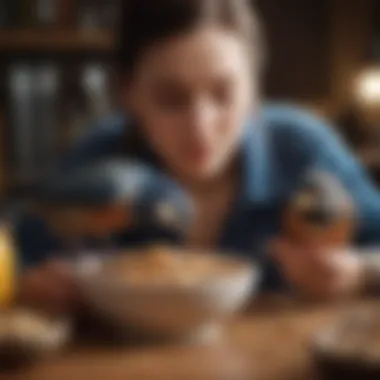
[117,0,264,74]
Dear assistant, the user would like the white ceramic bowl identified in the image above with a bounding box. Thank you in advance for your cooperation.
[77,250,260,341]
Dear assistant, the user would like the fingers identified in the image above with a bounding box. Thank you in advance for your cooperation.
[272,238,331,275]
[271,239,305,285]
[44,260,76,285]
[270,237,336,298]
[18,260,78,316]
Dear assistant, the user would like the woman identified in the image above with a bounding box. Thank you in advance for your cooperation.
[17,0,380,311]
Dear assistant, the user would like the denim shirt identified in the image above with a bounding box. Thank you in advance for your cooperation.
[15,104,380,291]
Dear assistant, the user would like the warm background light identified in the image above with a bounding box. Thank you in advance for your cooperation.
[356,68,380,105]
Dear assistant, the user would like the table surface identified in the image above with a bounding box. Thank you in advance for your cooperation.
[1,296,375,380]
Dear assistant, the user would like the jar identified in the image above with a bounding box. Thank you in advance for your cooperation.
[284,170,355,248]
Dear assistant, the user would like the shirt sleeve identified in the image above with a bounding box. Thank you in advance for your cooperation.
[291,111,380,245]
[14,117,126,268]
[58,115,126,170]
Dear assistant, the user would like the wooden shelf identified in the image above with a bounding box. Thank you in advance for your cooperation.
[0,29,115,53]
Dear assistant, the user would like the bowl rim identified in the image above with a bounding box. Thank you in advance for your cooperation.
[75,247,261,294]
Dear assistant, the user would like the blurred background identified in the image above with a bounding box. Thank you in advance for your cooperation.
[0,0,379,197]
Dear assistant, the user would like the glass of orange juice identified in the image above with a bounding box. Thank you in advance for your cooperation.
[0,223,15,308]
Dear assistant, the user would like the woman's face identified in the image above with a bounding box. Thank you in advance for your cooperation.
[124,27,257,182]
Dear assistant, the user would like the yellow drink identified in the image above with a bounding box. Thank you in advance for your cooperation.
[0,225,15,308]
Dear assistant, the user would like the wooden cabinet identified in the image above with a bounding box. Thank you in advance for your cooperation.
[256,0,375,115]
[256,0,330,102]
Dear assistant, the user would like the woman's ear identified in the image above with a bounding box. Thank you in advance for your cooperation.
[113,70,135,112]
[118,77,132,111]
[120,78,142,117]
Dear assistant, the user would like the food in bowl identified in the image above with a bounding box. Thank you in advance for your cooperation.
[103,245,243,287]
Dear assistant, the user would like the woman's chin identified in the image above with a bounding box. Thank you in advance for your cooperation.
[180,163,224,183]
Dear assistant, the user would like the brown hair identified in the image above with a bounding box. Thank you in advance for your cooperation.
[116,0,265,76]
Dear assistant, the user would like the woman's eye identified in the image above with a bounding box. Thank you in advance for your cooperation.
[212,81,234,105]
[153,87,189,110]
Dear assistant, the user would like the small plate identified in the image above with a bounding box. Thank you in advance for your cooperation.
[312,308,380,380]
[0,309,72,371]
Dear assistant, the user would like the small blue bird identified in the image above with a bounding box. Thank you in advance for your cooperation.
[34,159,194,240]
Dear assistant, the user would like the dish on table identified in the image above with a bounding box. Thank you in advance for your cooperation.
[78,245,259,342]
[313,305,380,379]
[0,309,71,371]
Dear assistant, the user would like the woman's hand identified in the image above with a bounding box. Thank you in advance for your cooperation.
[18,260,78,315]
[271,238,365,300]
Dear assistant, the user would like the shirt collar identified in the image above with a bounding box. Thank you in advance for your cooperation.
[238,114,274,206]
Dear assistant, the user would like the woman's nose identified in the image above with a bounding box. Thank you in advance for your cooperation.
[187,97,219,136]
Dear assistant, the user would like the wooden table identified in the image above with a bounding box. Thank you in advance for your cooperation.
[1,296,375,380]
